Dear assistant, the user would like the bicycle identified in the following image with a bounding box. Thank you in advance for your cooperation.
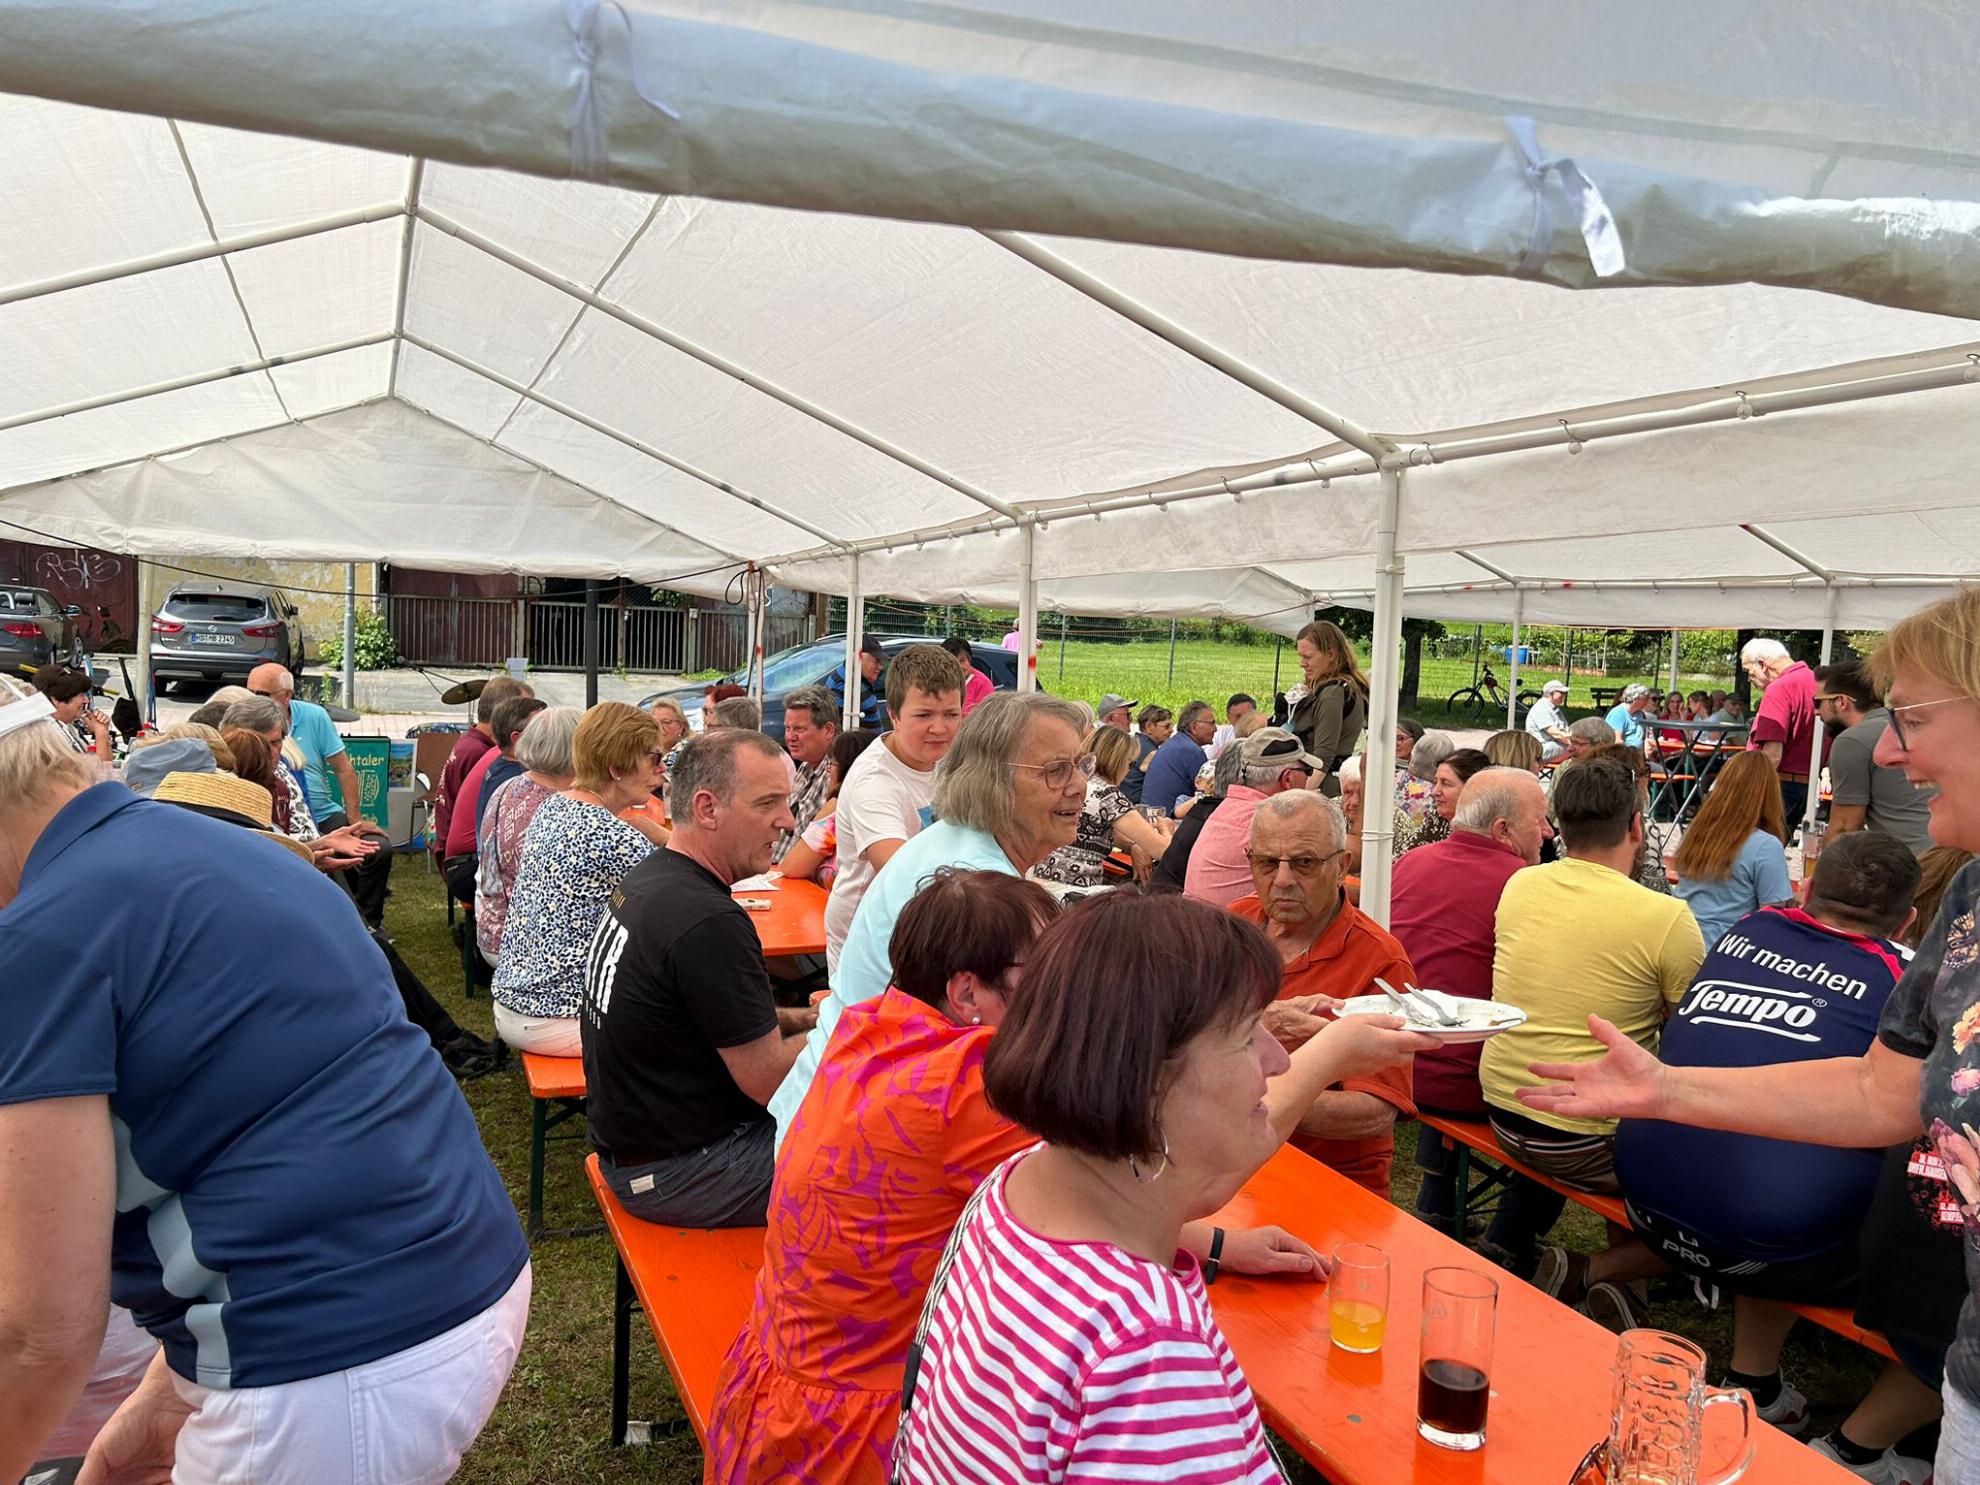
[1445,665,1542,723]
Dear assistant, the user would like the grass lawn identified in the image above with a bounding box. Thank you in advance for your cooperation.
[386,856,1877,1483]
[1030,636,1725,732]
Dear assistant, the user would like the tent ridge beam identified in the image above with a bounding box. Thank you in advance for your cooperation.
[400,333,856,554]
[0,201,408,307]
[981,230,1394,460]
[386,160,427,397]
[0,332,396,434]
[413,204,1027,524]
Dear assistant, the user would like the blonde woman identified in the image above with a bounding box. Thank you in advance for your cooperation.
[1032,724,1175,890]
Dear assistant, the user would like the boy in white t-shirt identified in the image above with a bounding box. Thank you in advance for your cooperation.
[822,645,965,971]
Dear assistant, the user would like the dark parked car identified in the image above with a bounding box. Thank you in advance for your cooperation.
[0,585,79,677]
[150,582,305,692]
[638,634,1028,745]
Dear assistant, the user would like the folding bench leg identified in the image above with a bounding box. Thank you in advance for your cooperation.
[1449,1144,1473,1242]
[528,1098,548,1241]
[612,1257,634,1446]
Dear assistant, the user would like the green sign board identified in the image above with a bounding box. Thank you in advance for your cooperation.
[344,736,391,831]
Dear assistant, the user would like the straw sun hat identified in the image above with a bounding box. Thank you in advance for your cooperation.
[151,771,315,864]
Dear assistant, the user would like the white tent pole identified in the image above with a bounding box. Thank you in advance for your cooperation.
[1669,629,1681,693]
[746,564,765,703]
[1738,524,1837,582]
[340,564,357,707]
[0,202,407,307]
[1361,466,1405,927]
[843,555,863,731]
[134,555,155,724]
[1508,588,1525,730]
[401,334,854,553]
[1806,583,1839,839]
[0,332,394,433]
[385,160,425,396]
[983,231,1393,459]
[415,206,1027,523]
[1017,521,1039,694]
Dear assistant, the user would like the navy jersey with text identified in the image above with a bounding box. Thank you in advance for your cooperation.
[1616,906,1910,1260]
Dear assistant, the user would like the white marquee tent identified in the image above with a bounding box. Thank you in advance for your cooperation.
[4,1,1979,915]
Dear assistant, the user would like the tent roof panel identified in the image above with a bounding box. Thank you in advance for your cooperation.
[601,198,1324,500]
[400,222,584,387]
[0,374,287,495]
[419,162,655,288]
[224,217,401,359]
[534,310,985,542]
[268,344,392,420]
[395,342,522,439]
[1038,236,1978,437]
[0,257,258,423]
[173,121,405,237]
[0,97,206,287]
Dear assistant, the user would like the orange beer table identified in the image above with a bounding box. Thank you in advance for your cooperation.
[1209,1147,1852,1485]
[736,877,827,958]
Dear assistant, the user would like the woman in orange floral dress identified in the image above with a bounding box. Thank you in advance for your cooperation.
[705,869,1323,1483]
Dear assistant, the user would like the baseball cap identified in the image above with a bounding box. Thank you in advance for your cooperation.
[859,634,887,660]
[1542,679,1570,696]
[1098,692,1138,716]
[1238,726,1327,772]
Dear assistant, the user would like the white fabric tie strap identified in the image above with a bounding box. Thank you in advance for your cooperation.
[565,0,681,181]
[1505,116,1627,279]
[0,691,57,741]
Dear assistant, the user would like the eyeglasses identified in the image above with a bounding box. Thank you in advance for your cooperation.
[1886,695,1969,751]
[1010,754,1098,789]
[1245,848,1346,877]
[646,749,668,767]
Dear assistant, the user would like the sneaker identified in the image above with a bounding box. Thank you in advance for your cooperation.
[1808,1436,1932,1484]
[1534,1246,1590,1306]
[1583,1279,1652,1333]
[1751,1377,1810,1436]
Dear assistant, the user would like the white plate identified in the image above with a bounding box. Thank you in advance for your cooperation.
[1337,989,1528,1045]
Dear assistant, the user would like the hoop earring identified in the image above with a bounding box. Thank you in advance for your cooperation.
[1129,1134,1171,1183]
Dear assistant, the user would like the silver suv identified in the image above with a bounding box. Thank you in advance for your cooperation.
[150,582,304,692]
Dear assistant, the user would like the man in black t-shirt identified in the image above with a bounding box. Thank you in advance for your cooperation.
[581,729,817,1226]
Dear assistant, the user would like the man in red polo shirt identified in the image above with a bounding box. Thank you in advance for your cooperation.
[1389,767,1548,1224]
[1229,789,1417,1197]
[1741,637,1819,825]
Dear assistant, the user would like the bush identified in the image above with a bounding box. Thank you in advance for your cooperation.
[319,606,398,670]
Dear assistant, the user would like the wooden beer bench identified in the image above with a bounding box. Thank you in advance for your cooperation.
[520,1052,598,1240]
[1418,1112,1895,1362]
[586,1154,762,1448]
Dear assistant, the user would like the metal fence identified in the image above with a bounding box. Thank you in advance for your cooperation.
[385,595,519,668]
[387,593,816,674]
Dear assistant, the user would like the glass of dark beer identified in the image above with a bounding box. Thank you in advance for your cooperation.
[1417,1267,1499,1451]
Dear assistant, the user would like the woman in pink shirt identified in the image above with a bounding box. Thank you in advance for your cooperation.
[892,893,1430,1484]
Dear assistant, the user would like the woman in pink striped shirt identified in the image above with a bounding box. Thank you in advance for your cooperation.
[892,893,1431,1483]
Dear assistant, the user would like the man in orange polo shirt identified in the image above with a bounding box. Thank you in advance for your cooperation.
[1230,789,1418,1197]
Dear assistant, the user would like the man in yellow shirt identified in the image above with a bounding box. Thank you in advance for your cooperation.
[1478,755,1706,1323]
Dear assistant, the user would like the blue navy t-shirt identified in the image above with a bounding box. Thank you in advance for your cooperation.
[0,784,527,1389]
[1616,905,1911,1260]
[1141,733,1208,814]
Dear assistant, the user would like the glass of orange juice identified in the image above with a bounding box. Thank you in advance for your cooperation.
[1329,1243,1391,1353]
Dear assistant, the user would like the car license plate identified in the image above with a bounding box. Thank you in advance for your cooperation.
[194,632,239,647]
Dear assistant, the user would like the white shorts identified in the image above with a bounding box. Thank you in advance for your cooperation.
[492,1003,582,1057]
[168,1264,531,1485]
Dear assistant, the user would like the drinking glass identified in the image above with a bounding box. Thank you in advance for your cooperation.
[1417,1267,1499,1451]
[1328,1243,1390,1354]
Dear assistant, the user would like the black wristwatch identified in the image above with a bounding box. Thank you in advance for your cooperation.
[1204,1225,1226,1284]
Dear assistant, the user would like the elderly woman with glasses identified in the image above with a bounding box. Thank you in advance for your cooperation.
[767,692,1093,1142]
[1033,724,1176,890]
[1522,590,1980,1485]
[490,702,660,1055]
